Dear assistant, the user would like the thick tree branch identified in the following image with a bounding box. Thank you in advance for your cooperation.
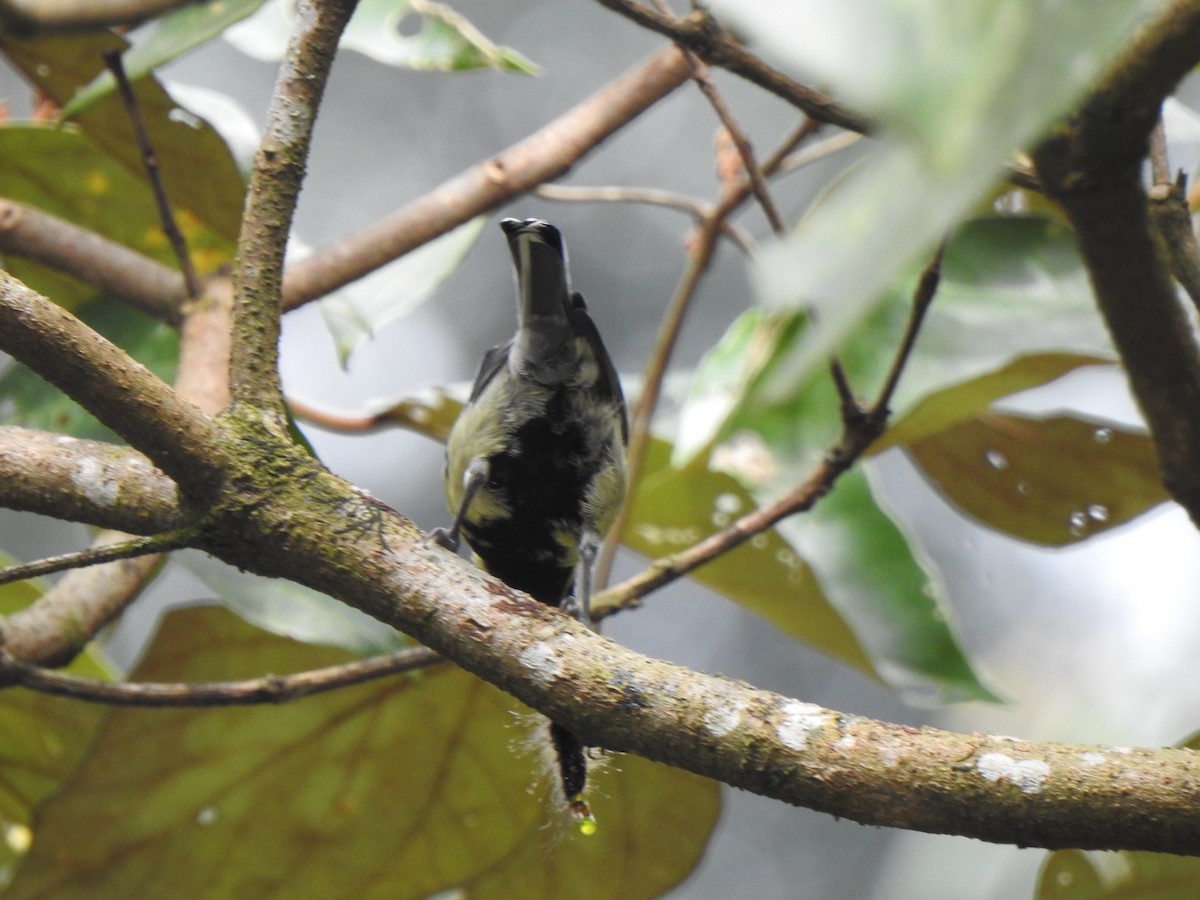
[231,0,357,416]
[1032,0,1200,526]
[0,272,221,493]
[0,427,181,531]
[0,198,186,324]
[172,462,1200,856]
[280,46,692,310]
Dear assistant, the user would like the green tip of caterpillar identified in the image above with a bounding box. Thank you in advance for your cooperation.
[570,796,597,835]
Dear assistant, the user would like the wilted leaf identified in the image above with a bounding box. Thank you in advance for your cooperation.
[61,0,268,119]
[906,412,1169,547]
[780,466,997,703]
[319,217,486,366]
[7,608,718,899]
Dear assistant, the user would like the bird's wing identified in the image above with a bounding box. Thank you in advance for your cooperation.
[569,292,628,444]
[466,339,513,405]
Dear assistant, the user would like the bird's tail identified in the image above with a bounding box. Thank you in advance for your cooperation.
[550,721,595,833]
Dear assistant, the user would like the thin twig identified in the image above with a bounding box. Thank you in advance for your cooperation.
[281,47,692,311]
[1146,118,1200,314]
[594,0,868,134]
[596,241,947,617]
[0,530,193,587]
[535,183,755,254]
[102,49,201,300]
[649,0,785,233]
[0,644,444,706]
[871,243,945,417]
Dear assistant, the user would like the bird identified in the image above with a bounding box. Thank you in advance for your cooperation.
[434,217,628,831]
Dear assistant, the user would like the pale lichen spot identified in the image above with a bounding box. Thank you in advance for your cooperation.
[834,734,857,752]
[776,701,828,751]
[71,458,119,506]
[1079,752,1107,767]
[519,642,563,684]
[977,752,1050,794]
[702,701,745,738]
[878,742,902,768]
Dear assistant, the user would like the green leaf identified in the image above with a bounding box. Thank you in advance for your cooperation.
[779,465,997,703]
[906,412,1169,547]
[1,30,245,248]
[0,558,111,885]
[627,438,881,682]
[0,297,178,441]
[1037,849,1200,899]
[710,0,1159,402]
[875,353,1113,453]
[7,608,718,898]
[319,216,487,366]
[173,551,405,655]
[679,217,1111,469]
[0,126,192,309]
[60,0,268,119]
[228,0,539,73]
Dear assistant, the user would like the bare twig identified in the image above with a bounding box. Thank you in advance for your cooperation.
[595,120,819,587]
[0,530,191,588]
[535,182,755,254]
[594,1,868,133]
[0,538,161,666]
[649,0,785,233]
[103,49,201,300]
[280,47,692,310]
[1146,119,1200,313]
[0,644,443,705]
